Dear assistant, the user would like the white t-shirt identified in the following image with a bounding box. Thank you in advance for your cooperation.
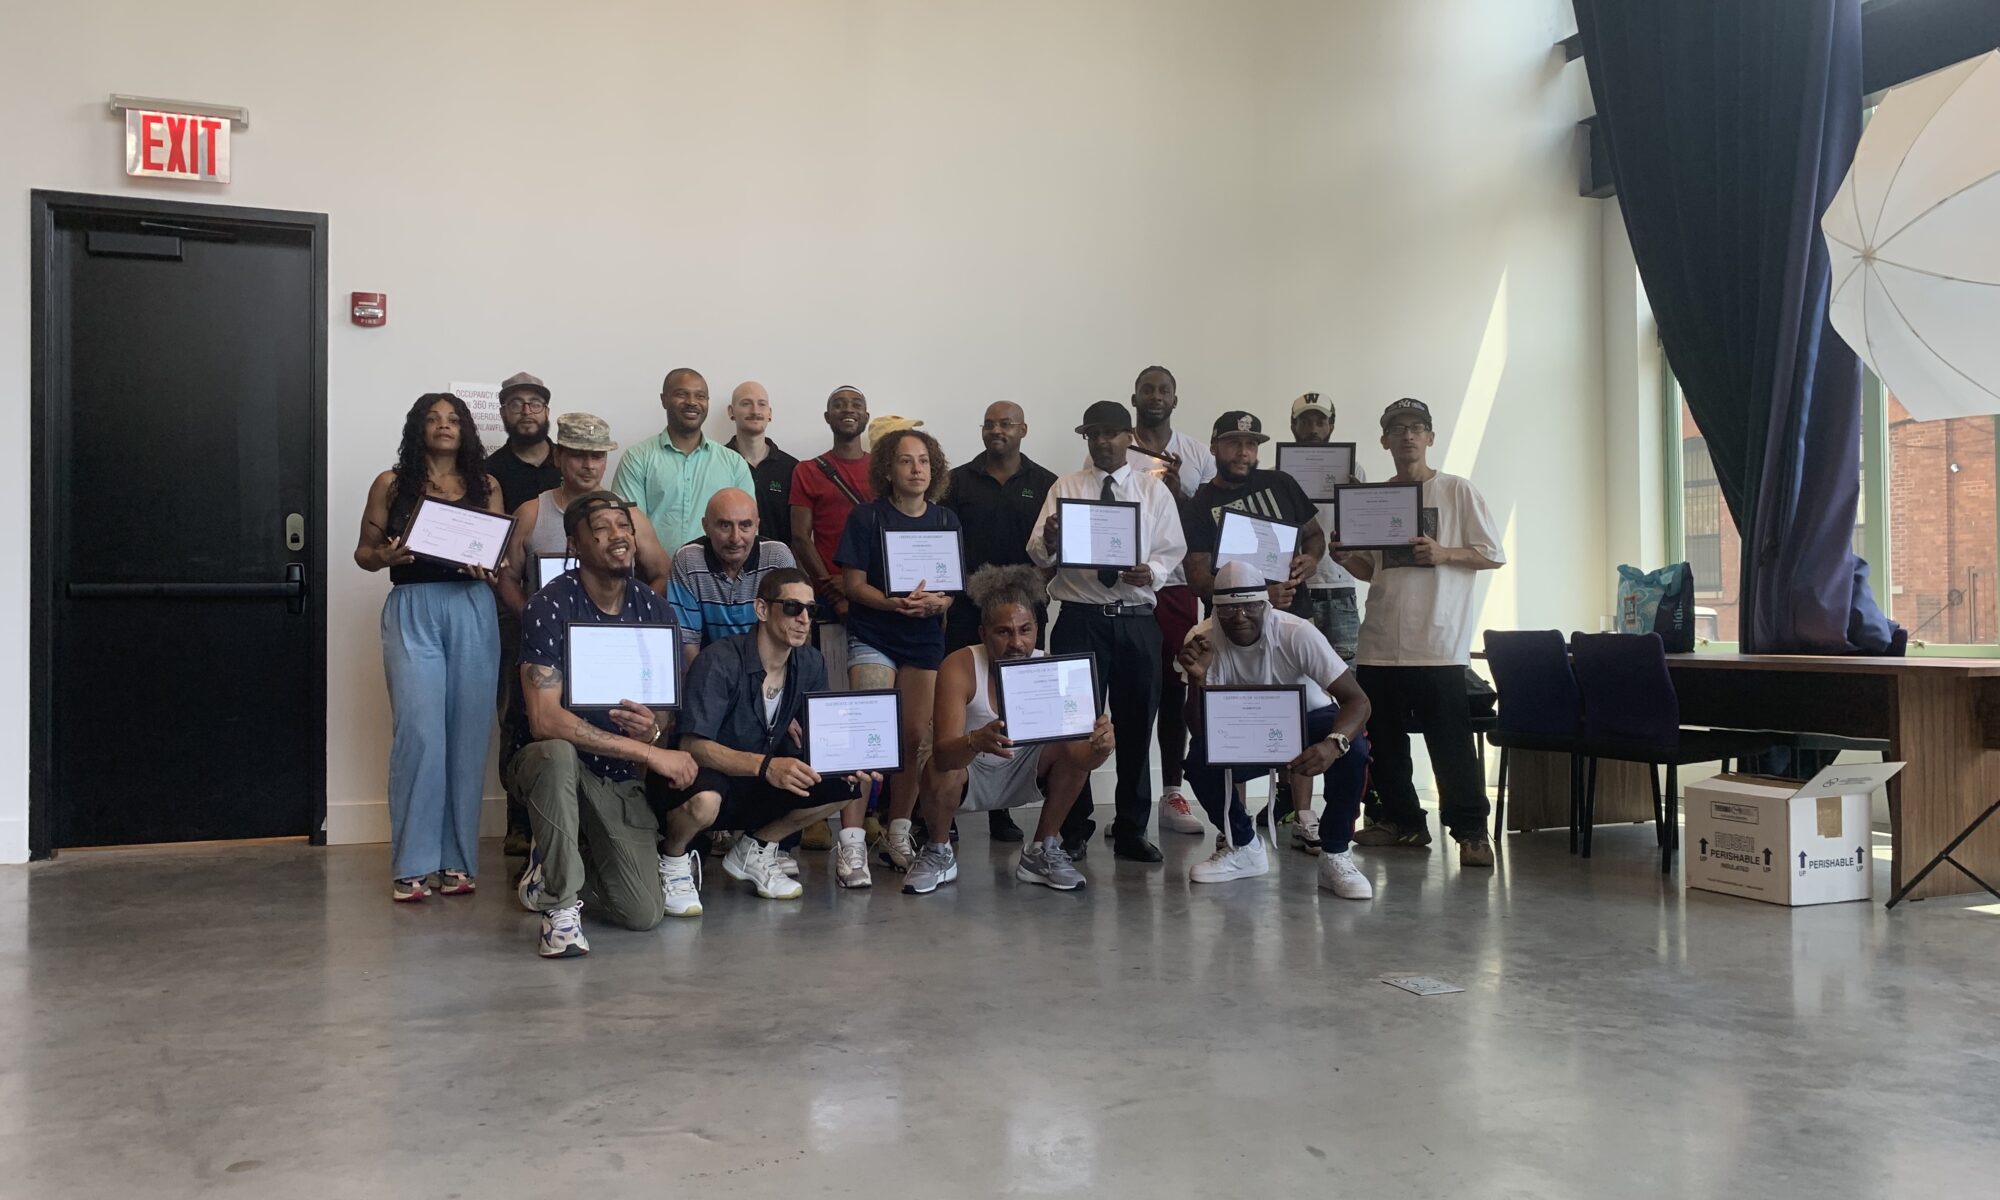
[1186,608,1348,711]
[1128,431,1215,589]
[1354,471,1504,667]
[1311,461,1366,589]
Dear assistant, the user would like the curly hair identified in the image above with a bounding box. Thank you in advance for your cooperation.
[868,428,951,503]
[387,392,491,532]
[965,564,1047,623]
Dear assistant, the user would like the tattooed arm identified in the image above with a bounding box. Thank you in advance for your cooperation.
[519,661,695,783]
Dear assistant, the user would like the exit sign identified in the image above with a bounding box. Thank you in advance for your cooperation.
[125,109,230,182]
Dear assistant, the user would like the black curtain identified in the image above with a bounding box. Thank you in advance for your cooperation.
[1575,0,1899,654]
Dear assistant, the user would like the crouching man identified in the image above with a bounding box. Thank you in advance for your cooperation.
[647,567,882,905]
[906,565,1114,895]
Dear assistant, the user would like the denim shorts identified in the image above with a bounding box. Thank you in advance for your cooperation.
[1307,586,1361,663]
[846,632,896,672]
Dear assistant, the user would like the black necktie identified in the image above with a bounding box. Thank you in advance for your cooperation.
[1097,475,1119,589]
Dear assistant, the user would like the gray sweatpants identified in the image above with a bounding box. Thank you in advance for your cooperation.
[507,740,665,931]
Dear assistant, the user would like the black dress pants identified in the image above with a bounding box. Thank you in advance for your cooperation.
[1053,606,1161,840]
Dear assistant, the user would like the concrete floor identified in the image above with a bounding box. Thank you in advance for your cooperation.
[3,818,1998,1200]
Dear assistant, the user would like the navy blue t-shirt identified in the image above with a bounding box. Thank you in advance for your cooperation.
[520,573,675,782]
[836,498,959,671]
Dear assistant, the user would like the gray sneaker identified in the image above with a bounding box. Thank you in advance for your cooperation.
[902,844,959,895]
[1351,821,1433,848]
[1017,838,1087,891]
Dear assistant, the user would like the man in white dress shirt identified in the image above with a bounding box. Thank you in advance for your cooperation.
[1028,399,1189,863]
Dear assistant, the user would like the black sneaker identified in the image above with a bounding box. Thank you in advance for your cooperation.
[1350,822,1434,848]
[1060,819,1097,861]
[988,809,1026,843]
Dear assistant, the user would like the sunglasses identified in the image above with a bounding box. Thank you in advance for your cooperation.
[770,598,821,620]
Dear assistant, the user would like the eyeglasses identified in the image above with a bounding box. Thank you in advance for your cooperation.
[1383,422,1430,437]
[772,598,820,620]
[503,397,549,412]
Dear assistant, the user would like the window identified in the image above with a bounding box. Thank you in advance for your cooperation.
[1884,394,1999,647]
[1677,398,1742,642]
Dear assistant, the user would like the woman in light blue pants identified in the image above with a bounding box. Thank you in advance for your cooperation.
[356,392,507,901]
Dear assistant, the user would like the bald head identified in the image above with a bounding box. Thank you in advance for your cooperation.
[980,400,1029,459]
[703,486,760,568]
[728,381,772,438]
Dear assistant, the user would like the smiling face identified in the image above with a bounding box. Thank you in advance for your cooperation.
[662,370,710,436]
[825,388,869,440]
[573,507,636,574]
[422,398,462,453]
[981,601,1039,663]
[757,581,817,649]
[556,445,607,492]
[1132,368,1177,425]
[981,401,1027,458]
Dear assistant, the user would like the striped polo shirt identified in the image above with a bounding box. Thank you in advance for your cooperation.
[666,536,799,651]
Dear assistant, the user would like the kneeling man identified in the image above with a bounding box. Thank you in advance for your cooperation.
[650,567,881,903]
[1178,561,1375,897]
[908,566,1114,895]
[514,492,701,958]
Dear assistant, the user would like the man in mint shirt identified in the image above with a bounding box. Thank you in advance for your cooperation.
[611,367,754,553]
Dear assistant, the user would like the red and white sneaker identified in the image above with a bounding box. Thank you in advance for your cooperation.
[392,876,431,903]
[436,870,476,896]
[1159,790,1205,835]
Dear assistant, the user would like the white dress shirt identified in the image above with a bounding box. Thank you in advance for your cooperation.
[1129,431,1215,589]
[1027,463,1188,608]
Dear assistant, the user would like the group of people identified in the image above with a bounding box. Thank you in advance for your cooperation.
[354,365,1505,957]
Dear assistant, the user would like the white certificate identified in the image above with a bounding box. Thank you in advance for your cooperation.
[1215,510,1301,584]
[995,653,1100,744]
[1057,498,1140,570]
[563,622,680,709]
[806,690,904,774]
[1276,442,1355,502]
[883,529,966,594]
[1334,482,1424,550]
[533,554,577,591]
[403,497,514,571]
[1202,686,1306,768]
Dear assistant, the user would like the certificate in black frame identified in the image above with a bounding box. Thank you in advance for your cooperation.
[561,620,681,711]
[803,688,906,775]
[1199,683,1309,769]
[992,652,1102,746]
[1214,509,1306,584]
[403,495,516,572]
[1330,481,1424,551]
[532,553,577,592]
[1274,441,1357,502]
[880,526,969,596]
[1054,497,1142,571]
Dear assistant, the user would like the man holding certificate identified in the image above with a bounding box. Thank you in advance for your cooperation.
[905,566,1113,895]
[652,568,880,900]
[1026,400,1188,863]
[514,492,698,957]
[1176,562,1375,897]
[1181,411,1324,613]
[1331,398,1505,868]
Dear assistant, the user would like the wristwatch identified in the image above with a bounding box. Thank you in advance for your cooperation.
[1329,732,1351,757]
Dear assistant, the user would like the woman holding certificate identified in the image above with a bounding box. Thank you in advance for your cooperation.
[834,428,961,873]
[354,392,508,903]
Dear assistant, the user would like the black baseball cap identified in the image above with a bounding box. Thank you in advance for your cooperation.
[1075,400,1134,434]
[1211,411,1269,443]
[1379,397,1432,429]
[563,490,635,539]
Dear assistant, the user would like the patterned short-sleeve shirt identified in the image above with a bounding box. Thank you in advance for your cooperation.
[520,573,675,781]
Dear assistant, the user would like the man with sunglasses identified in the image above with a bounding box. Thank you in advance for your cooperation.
[943,400,1058,844]
[1332,398,1505,868]
[1176,561,1373,896]
[649,568,881,903]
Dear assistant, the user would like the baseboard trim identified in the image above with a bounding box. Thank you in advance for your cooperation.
[326,795,509,846]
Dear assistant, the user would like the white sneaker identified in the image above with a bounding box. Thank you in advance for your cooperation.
[1190,836,1270,884]
[516,844,550,913]
[537,901,589,958]
[1317,849,1374,899]
[1159,790,1205,834]
[836,834,873,889]
[660,851,703,917]
[878,819,916,872]
[725,836,804,899]
[1290,810,1322,854]
[774,848,800,878]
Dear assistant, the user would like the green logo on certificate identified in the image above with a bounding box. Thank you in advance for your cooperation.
[1063,698,1079,716]
[1267,727,1285,744]
[867,732,883,749]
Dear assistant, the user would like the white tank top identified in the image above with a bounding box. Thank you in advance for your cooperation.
[968,644,1044,765]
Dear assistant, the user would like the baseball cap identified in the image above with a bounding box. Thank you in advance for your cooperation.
[1291,393,1334,421]
[865,415,923,449]
[1379,397,1432,429]
[562,490,634,539]
[498,371,551,402]
[552,412,617,452]
[1075,400,1134,435]
[1211,411,1268,443]
[1212,560,1269,606]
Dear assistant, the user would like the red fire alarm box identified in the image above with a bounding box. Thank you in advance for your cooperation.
[351,292,386,327]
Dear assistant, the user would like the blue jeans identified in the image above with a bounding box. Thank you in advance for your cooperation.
[382,581,500,880]
[1306,587,1360,663]
[1186,704,1368,851]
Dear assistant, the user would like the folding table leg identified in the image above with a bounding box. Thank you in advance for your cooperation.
[1886,797,2000,909]
[1648,765,1664,847]
[1583,758,1599,858]
[1661,763,1680,875]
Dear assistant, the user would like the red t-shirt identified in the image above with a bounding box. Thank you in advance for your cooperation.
[789,452,873,597]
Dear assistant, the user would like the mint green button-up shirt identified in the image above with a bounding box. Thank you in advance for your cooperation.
[610,430,755,554]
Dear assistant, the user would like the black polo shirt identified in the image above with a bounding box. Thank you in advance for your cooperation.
[943,451,1057,648]
[485,441,561,516]
[681,631,829,758]
[728,437,801,548]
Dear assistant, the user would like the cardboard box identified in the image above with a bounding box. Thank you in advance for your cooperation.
[1683,762,1904,906]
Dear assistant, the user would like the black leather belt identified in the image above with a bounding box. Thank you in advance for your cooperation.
[1089,602,1156,617]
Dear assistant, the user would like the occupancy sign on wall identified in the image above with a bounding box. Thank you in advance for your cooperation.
[125,108,230,182]
[450,382,507,450]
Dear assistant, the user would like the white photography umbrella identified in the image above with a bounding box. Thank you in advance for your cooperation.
[1824,51,2000,421]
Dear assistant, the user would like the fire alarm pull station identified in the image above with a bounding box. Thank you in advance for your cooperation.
[351,292,386,327]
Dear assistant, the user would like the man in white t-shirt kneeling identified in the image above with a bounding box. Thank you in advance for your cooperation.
[1176,561,1376,897]
[908,565,1116,895]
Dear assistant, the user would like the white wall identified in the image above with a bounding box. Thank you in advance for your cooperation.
[0,0,1602,858]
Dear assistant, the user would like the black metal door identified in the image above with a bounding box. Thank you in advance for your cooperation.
[32,192,327,849]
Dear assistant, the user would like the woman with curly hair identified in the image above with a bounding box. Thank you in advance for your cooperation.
[834,427,961,876]
[354,392,507,902]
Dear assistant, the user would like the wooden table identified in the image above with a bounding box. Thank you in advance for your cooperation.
[1661,653,2000,903]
